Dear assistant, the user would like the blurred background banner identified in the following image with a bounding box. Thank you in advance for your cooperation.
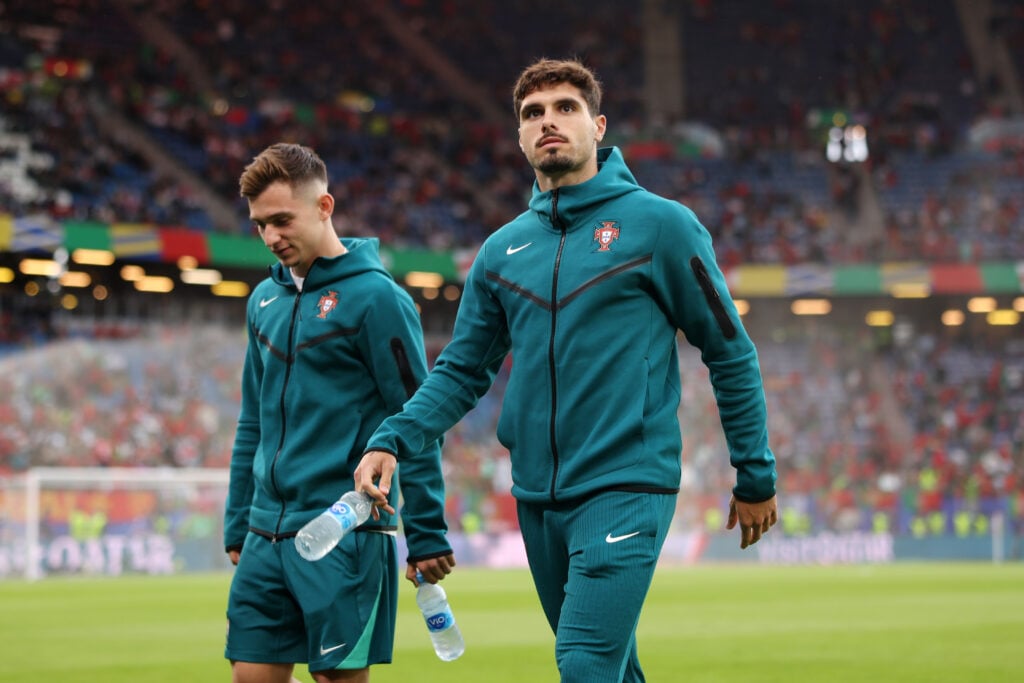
[1,0,1023,579]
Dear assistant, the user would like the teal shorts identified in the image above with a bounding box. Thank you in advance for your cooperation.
[225,529,398,673]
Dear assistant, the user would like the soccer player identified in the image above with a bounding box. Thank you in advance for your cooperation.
[223,143,455,683]
[355,59,778,682]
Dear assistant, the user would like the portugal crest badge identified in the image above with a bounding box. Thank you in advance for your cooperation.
[316,290,339,319]
[594,221,620,252]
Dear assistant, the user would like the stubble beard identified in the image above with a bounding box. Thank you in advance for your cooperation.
[535,151,577,176]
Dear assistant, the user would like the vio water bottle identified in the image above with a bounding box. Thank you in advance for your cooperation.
[295,490,373,561]
[416,571,465,661]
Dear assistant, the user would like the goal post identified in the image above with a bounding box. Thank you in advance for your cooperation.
[1,467,231,581]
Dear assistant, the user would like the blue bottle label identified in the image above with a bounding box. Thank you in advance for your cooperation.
[425,609,453,632]
[328,502,356,531]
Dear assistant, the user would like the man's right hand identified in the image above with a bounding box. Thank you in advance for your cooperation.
[354,450,398,515]
[408,554,456,585]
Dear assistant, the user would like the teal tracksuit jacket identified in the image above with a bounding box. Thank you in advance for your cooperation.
[368,148,777,505]
[224,237,451,562]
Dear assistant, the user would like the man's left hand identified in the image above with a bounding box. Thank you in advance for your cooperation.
[727,494,778,549]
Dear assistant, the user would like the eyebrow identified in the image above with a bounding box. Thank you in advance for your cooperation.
[520,97,582,117]
[250,211,294,226]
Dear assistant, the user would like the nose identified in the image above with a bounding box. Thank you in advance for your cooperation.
[261,225,279,246]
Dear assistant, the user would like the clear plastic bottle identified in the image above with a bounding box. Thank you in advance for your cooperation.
[295,490,373,561]
[415,571,465,661]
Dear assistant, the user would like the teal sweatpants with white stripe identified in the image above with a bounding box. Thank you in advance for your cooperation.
[517,490,677,683]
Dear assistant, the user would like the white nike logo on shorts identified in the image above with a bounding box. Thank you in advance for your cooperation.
[320,642,347,655]
[605,531,640,543]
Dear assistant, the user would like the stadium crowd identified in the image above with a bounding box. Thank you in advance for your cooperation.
[0,316,1020,540]
[0,1,1022,544]
[1,0,1021,259]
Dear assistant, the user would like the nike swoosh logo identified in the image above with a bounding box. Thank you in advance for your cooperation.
[259,296,279,308]
[320,642,347,655]
[506,242,533,255]
[605,532,640,544]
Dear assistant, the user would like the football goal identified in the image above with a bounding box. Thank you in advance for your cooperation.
[0,467,230,581]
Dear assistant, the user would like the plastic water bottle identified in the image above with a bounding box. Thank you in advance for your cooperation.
[295,490,373,561]
[416,571,465,661]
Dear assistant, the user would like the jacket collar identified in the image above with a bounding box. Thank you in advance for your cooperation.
[526,147,642,231]
[268,237,389,288]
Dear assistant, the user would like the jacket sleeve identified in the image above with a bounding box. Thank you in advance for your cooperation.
[652,205,777,502]
[365,245,511,460]
[356,280,453,562]
[223,310,261,551]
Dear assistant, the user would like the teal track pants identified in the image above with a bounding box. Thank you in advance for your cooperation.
[517,490,677,683]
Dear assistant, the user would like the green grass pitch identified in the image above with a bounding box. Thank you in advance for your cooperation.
[1,563,1021,682]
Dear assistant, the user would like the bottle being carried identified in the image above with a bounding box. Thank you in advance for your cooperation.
[295,490,373,561]
[415,571,465,661]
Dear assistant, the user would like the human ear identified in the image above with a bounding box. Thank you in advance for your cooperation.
[319,193,335,218]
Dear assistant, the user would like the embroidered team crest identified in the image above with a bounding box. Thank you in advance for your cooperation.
[594,221,620,252]
[316,290,339,319]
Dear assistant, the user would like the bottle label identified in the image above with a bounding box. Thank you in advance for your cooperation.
[425,609,454,632]
[328,502,357,531]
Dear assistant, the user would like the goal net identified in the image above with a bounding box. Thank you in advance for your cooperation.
[0,467,231,581]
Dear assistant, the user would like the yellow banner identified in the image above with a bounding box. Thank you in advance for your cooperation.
[0,213,12,250]
[111,223,160,257]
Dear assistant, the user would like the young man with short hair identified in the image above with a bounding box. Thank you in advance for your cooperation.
[224,143,455,683]
[356,60,778,682]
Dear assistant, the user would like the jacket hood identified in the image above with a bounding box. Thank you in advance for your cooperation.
[527,146,643,231]
[268,237,389,288]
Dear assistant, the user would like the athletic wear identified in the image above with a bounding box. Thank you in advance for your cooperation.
[518,491,676,683]
[365,147,777,681]
[226,530,397,670]
[224,237,449,558]
[367,148,776,504]
[224,237,450,669]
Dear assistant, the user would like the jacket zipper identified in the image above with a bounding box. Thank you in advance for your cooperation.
[548,189,566,502]
[270,288,303,540]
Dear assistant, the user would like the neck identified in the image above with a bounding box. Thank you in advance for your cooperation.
[293,230,347,277]
[319,228,348,259]
[538,166,598,192]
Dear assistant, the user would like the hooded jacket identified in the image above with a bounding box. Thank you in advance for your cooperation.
[224,237,450,562]
[367,148,776,504]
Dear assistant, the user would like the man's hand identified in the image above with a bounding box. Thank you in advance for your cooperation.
[726,494,778,549]
[354,450,398,516]
[228,549,241,566]
[407,554,457,585]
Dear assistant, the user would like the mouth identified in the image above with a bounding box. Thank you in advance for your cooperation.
[538,136,565,149]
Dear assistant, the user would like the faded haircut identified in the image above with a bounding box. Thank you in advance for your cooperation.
[238,143,328,199]
[512,58,603,119]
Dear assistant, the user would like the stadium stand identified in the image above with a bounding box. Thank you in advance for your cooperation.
[1,0,1020,257]
[0,1,1021,547]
